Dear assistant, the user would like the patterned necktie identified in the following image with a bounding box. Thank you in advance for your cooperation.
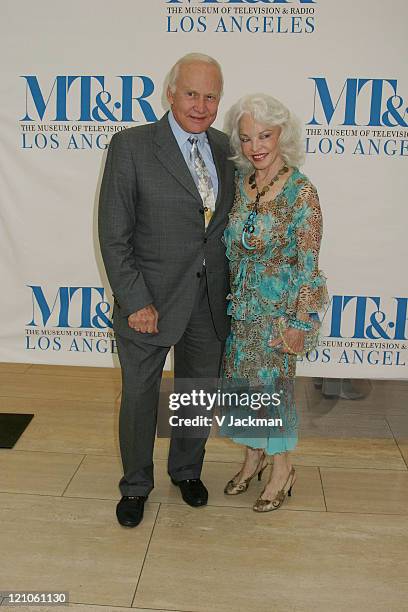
[188,136,216,229]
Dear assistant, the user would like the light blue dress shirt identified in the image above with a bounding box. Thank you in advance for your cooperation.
[167,110,219,201]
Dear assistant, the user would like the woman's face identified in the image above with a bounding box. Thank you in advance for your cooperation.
[238,113,282,171]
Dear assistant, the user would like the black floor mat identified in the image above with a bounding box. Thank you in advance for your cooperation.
[0,413,34,448]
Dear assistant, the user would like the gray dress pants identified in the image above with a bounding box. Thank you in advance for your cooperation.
[115,271,224,497]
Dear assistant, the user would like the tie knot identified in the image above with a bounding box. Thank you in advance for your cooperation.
[188,136,198,146]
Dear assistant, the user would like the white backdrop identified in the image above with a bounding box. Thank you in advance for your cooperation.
[0,0,407,378]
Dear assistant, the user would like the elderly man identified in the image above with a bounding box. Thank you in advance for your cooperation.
[98,53,235,526]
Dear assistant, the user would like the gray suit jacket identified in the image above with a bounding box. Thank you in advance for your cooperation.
[98,113,235,346]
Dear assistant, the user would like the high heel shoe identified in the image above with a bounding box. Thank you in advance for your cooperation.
[224,451,269,495]
[253,467,296,512]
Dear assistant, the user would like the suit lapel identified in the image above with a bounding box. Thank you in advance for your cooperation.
[206,128,227,230]
[209,129,226,208]
[153,114,201,203]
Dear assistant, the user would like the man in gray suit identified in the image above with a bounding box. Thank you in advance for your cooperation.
[98,53,235,526]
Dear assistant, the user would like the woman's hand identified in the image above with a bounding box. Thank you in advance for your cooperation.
[269,327,305,354]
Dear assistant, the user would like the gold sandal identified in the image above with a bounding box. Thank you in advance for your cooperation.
[224,451,269,496]
[253,467,296,512]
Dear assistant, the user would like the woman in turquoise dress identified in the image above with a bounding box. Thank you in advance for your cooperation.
[221,94,327,512]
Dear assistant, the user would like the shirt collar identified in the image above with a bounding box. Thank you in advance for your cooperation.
[168,109,206,146]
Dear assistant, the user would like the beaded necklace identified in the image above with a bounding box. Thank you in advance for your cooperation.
[241,164,289,250]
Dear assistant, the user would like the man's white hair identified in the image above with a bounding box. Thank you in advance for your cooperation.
[167,53,224,95]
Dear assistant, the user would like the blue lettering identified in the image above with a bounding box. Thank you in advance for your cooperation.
[329,295,369,338]
[338,350,350,364]
[21,75,74,121]
[27,286,113,329]
[329,295,407,341]
[308,78,359,126]
[120,76,157,122]
[321,348,331,362]
[167,1,316,3]
[28,286,70,327]
[78,76,104,121]
[394,297,408,340]
[367,350,379,365]
[382,93,408,127]
[22,75,158,123]
[309,78,406,128]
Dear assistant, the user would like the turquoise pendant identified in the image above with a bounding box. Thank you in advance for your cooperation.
[241,229,256,250]
[241,209,257,250]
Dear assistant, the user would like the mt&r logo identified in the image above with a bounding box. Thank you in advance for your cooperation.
[25,286,116,354]
[306,77,408,157]
[20,75,159,151]
[300,295,408,369]
[328,296,408,341]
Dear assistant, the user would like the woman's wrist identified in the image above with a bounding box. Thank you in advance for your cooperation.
[295,311,310,322]
[288,316,313,332]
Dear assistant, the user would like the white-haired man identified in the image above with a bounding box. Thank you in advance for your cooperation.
[99,53,235,526]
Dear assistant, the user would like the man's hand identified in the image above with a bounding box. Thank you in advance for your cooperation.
[128,304,159,334]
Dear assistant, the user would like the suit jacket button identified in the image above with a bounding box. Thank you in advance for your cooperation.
[196,272,202,278]
[204,237,207,243]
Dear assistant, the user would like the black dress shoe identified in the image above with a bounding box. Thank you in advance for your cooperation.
[171,478,208,507]
[116,496,146,527]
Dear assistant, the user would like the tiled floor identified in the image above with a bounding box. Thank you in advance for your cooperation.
[0,364,407,611]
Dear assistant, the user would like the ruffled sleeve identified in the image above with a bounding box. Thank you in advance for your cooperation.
[288,182,328,316]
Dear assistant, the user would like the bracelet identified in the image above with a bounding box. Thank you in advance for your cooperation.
[288,317,313,332]
[277,319,301,355]
[279,334,297,354]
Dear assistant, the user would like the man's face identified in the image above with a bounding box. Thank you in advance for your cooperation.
[167,61,222,133]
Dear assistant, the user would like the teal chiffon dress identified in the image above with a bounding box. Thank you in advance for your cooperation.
[221,168,327,455]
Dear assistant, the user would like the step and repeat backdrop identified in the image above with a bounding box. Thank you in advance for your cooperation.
[0,0,407,378]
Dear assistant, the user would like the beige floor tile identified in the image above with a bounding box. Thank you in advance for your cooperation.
[387,415,408,467]
[291,437,407,470]
[0,396,121,455]
[65,456,325,512]
[153,437,242,463]
[0,493,159,608]
[152,437,170,460]
[202,437,247,462]
[387,415,408,439]
[306,379,408,417]
[5,606,170,612]
[28,364,122,380]
[0,450,84,495]
[373,379,408,392]
[13,402,120,456]
[63,454,122,500]
[299,414,392,439]
[0,362,31,373]
[370,381,408,418]
[134,504,407,612]
[155,461,325,512]
[0,395,102,414]
[397,440,408,465]
[321,467,408,514]
[0,372,121,403]
[1,405,170,457]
